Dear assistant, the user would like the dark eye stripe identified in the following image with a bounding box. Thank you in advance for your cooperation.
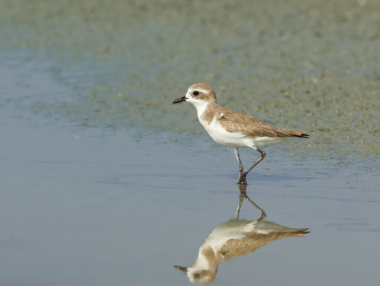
[193,91,199,96]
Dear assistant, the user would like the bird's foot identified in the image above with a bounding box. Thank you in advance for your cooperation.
[237,172,248,185]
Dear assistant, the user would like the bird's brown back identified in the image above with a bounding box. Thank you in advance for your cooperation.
[221,229,309,260]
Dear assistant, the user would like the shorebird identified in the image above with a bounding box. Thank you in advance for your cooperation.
[174,185,309,285]
[173,83,309,185]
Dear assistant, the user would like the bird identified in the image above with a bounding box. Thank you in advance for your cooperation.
[172,83,309,185]
[174,185,309,285]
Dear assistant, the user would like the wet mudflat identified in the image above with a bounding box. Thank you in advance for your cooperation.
[1,0,380,285]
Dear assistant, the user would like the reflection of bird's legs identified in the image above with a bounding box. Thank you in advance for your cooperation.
[243,192,267,222]
[232,191,245,220]
[233,148,246,185]
[238,185,267,222]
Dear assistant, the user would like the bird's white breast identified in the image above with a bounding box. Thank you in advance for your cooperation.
[198,113,255,148]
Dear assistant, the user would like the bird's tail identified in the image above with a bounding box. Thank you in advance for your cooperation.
[277,129,310,139]
[293,133,310,139]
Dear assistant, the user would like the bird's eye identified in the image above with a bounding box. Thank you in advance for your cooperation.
[193,91,200,96]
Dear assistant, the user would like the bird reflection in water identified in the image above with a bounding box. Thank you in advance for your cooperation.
[174,185,309,285]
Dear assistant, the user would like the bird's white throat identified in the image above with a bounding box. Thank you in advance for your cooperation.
[185,93,211,119]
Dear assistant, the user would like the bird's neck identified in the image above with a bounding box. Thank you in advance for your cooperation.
[193,100,218,121]
[192,246,221,272]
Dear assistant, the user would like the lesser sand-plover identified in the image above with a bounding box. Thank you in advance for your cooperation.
[174,185,309,285]
[173,83,309,185]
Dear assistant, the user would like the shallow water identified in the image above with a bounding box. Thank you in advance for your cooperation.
[0,1,379,285]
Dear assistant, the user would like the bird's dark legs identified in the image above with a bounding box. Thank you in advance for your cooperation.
[233,148,244,173]
[237,171,247,185]
[237,185,266,222]
[245,148,266,174]
[237,148,266,185]
[233,148,245,184]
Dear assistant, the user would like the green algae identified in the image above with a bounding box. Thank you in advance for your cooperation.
[0,0,379,166]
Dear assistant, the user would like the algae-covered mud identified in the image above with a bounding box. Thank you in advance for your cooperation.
[1,0,379,167]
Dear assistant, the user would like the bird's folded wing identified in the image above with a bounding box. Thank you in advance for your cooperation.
[218,111,304,138]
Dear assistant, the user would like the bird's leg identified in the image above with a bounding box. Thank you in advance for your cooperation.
[238,185,267,222]
[233,147,244,173]
[237,172,248,185]
[238,147,266,185]
[245,148,266,174]
[233,148,245,184]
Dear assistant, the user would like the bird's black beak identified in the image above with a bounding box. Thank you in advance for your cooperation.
[174,265,188,273]
[172,96,186,104]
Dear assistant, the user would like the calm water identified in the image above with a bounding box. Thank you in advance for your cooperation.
[1,1,379,285]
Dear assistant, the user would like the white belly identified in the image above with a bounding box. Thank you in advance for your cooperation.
[199,117,255,148]
[253,136,284,148]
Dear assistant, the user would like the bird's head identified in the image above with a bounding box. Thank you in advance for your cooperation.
[174,265,217,285]
[173,83,217,106]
